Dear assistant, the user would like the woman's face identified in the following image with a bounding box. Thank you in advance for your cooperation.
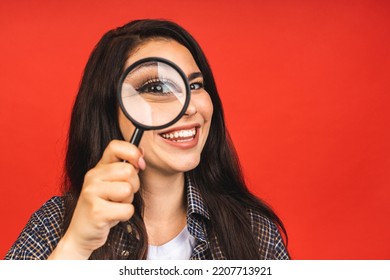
[119,39,213,175]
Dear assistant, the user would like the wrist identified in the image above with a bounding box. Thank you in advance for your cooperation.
[48,234,93,260]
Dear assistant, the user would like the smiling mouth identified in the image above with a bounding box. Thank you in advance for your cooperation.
[160,128,197,143]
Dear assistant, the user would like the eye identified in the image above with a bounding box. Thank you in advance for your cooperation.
[137,79,179,95]
[190,81,204,91]
[139,82,169,94]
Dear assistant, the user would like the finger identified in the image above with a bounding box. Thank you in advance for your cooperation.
[100,201,135,223]
[99,140,143,168]
[90,162,140,185]
[97,181,135,203]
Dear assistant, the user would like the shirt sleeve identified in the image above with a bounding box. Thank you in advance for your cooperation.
[5,196,64,260]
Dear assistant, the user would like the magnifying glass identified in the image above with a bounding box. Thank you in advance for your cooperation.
[117,57,191,146]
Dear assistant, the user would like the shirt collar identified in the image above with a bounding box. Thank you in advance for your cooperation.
[186,175,211,220]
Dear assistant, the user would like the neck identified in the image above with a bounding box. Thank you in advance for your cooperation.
[139,170,187,245]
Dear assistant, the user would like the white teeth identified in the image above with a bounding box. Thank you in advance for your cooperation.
[161,128,196,140]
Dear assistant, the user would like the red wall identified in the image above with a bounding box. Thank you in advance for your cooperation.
[1,0,389,259]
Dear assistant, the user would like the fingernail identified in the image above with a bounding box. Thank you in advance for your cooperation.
[138,156,146,171]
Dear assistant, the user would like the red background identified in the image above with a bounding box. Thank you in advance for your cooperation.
[1,0,389,259]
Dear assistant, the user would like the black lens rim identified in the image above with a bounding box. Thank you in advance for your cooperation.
[117,57,191,131]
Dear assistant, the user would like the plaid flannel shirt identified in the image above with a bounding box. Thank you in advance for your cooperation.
[5,180,289,260]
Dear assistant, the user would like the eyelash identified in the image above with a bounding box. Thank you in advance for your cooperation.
[136,77,180,95]
[190,81,204,91]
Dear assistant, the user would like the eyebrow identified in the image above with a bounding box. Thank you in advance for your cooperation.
[129,62,159,73]
[188,72,203,81]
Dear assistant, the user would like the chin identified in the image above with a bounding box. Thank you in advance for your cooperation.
[179,161,201,173]
[144,147,204,174]
[169,156,201,173]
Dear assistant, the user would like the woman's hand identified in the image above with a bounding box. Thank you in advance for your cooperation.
[48,140,145,259]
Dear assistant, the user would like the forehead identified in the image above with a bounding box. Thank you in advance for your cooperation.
[125,39,200,74]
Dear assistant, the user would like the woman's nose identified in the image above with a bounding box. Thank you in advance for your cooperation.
[184,100,197,116]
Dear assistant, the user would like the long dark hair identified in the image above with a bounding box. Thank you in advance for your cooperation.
[62,19,288,259]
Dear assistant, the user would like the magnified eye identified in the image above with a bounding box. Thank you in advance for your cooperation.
[137,79,180,95]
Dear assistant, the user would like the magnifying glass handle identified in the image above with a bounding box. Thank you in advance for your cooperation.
[130,127,144,146]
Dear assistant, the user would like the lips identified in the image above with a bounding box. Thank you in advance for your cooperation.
[160,127,196,142]
[158,124,200,147]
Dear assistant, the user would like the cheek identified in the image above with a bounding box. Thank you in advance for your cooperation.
[198,93,213,146]
[200,93,214,122]
[118,111,136,141]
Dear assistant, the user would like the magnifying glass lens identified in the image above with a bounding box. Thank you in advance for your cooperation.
[120,60,188,128]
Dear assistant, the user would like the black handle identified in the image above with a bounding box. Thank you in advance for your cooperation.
[130,127,144,146]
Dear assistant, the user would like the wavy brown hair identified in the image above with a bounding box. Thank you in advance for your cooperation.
[62,19,288,259]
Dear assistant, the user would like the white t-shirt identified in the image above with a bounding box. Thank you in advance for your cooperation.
[147,226,195,260]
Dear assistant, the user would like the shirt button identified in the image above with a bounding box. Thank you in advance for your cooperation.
[121,250,130,257]
[126,224,133,234]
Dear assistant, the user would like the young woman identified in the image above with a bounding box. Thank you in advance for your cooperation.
[6,19,289,260]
